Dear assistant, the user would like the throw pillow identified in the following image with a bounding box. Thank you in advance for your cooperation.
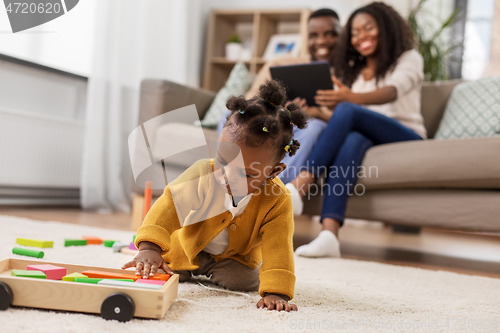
[195,62,252,128]
[434,77,500,140]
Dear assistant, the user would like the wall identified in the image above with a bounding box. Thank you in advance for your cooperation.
[0,0,97,76]
[484,0,500,76]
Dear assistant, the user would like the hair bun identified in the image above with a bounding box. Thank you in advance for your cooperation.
[258,80,287,107]
[225,95,248,112]
[287,139,301,157]
[286,103,308,129]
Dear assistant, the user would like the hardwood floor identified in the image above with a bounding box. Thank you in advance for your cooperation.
[294,216,500,278]
[1,206,500,279]
[0,206,131,231]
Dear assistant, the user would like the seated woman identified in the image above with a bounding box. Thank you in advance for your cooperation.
[286,2,428,258]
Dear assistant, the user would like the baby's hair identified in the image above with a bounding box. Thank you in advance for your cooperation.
[224,80,308,162]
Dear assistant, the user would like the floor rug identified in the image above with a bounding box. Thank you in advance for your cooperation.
[0,215,499,333]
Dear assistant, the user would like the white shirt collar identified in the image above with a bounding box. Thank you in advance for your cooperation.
[224,193,253,218]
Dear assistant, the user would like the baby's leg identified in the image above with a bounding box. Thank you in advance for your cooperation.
[197,251,260,291]
[210,259,260,292]
[172,270,192,282]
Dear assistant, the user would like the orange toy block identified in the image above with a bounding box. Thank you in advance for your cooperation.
[149,274,171,282]
[82,237,103,245]
[82,270,141,281]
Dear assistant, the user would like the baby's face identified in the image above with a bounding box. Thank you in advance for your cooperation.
[214,128,284,196]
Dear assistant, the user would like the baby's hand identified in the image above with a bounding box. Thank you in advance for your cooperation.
[257,293,298,312]
[121,241,172,279]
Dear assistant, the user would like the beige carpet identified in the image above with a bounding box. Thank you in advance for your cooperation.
[0,215,499,333]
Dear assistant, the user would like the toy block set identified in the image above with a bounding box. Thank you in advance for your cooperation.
[0,258,178,321]
[3,184,167,321]
[13,235,139,260]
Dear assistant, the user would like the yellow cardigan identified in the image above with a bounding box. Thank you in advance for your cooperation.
[135,159,296,299]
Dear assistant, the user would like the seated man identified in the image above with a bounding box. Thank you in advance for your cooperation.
[217,8,342,183]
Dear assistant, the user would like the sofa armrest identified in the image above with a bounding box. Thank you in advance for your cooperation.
[138,79,216,125]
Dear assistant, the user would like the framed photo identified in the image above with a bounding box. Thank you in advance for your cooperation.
[263,34,302,61]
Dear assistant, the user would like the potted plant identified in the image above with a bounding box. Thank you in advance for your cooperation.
[408,0,461,81]
[225,34,242,61]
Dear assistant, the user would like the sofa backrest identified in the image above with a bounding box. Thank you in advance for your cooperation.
[421,79,462,138]
[139,79,216,125]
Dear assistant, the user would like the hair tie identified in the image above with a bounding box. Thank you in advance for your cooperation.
[238,109,245,114]
[262,127,268,132]
[284,145,290,152]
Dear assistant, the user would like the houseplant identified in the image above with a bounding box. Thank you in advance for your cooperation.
[225,34,242,61]
[408,0,461,81]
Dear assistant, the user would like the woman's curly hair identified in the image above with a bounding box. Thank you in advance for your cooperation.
[224,79,308,162]
[333,2,415,87]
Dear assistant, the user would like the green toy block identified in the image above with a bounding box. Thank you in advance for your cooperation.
[74,278,102,284]
[133,235,136,242]
[64,239,87,247]
[74,278,134,284]
[103,240,116,247]
[16,238,53,248]
[12,247,44,258]
[62,273,89,282]
[11,269,46,279]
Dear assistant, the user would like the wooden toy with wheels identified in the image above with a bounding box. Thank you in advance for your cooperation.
[0,258,179,321]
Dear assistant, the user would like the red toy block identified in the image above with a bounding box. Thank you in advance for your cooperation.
[136,279,166,286]
[82,236,103,245]
[27,264,67,280]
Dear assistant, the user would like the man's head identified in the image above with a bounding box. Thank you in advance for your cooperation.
[308,8,341,64]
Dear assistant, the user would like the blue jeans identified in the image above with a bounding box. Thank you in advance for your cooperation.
[304,102,423,226]
[217,110,327,184]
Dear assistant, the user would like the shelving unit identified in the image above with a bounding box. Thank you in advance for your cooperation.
[202,8,311,92]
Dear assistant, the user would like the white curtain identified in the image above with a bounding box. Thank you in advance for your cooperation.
[81,0,201,212]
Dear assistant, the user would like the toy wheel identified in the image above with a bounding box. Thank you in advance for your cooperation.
[0,282,13,310]
[100,293,135,322]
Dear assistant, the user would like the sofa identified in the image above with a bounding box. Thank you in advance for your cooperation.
[131,79,500,233]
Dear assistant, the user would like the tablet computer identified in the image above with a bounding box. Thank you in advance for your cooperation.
[270,61,333,106]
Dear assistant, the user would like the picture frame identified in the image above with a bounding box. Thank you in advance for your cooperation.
[263,34,302,61]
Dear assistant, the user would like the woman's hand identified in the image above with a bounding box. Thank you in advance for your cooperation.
[122,241,173,278]
[257,293,298,312]
[315,76,354,109]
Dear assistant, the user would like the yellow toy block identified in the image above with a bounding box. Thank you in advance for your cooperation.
[16,238,53,248]
[62,273,89,282]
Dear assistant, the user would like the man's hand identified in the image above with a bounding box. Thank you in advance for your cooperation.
[287,97,331,121]
[315,76,354,108]
[121,241,173,278]
[286,97,307,109]
[256,293,298,312]
[304,106,333,121]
